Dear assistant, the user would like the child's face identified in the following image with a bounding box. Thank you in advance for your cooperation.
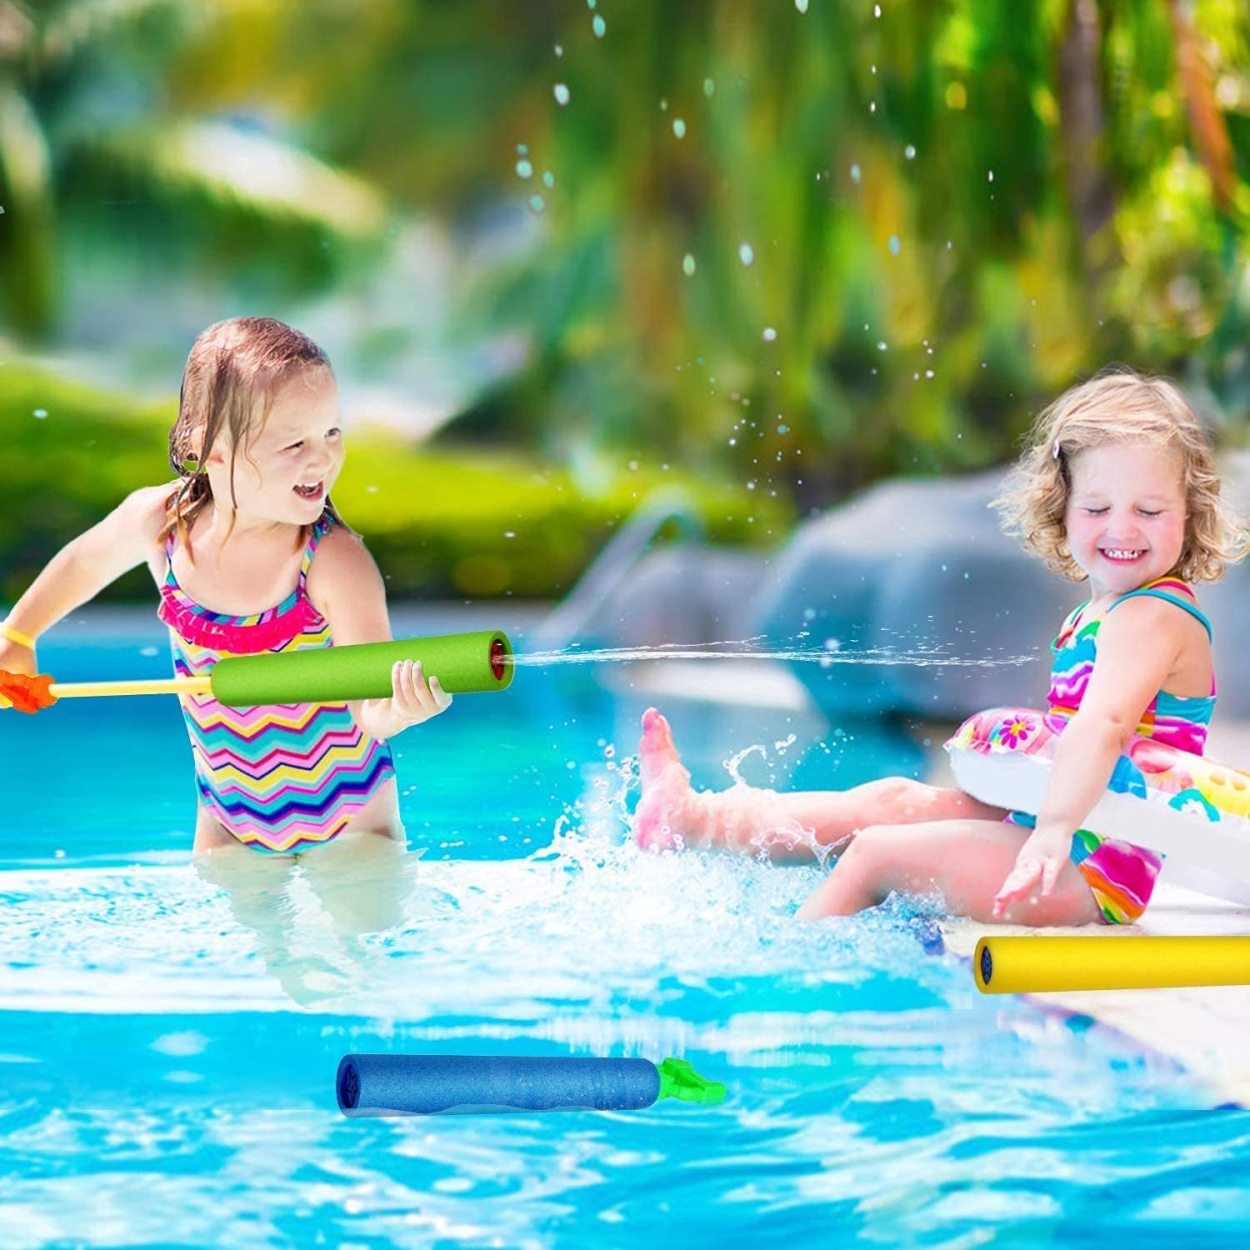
[1063,440,1188,597]
[206,370,345,526]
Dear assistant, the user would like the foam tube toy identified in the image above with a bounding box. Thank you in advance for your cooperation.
[946,706,1250,906]
[336,1054,726,1116]
[974,934,1250,994]
[0,630,512,713]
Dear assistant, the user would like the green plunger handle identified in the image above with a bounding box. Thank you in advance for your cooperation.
[655,1058,726,1105]
[210,630,513,706]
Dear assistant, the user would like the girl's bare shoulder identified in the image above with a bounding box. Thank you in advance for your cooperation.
[121,482,177,518]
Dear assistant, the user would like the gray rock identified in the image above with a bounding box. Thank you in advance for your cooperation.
[566,544,768,649]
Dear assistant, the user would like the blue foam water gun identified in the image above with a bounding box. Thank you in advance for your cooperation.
[337,1053,726,1116]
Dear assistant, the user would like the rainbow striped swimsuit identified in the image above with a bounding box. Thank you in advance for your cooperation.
[1008,576,1215,924]
[158,516,396,854]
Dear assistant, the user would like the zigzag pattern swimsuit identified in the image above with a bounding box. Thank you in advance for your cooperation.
[158,515,396,854]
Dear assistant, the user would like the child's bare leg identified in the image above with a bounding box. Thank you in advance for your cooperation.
[190,817,304,983]
[634,707,1005,861]
[797,818,1102,926]
[191,803,241,854]
[301,828,414,937]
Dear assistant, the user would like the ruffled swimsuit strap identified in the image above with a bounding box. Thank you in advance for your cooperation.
[159,515,332,655]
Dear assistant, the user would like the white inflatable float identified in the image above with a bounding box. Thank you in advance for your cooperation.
[946,707,1250,907]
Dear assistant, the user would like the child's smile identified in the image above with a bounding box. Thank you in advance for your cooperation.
[293,480,327,504]
[1063,441,1187,602]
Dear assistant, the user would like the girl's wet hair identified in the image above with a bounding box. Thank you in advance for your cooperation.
[161,317,340,555]
[993,366,1248,583]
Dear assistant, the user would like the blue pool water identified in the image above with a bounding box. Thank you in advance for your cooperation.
[2,617,1249,1247]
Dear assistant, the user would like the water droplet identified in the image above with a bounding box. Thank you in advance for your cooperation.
[32,408,47,419]
[874,3,882,15]
[515,159,533,179]
[516,143,529,155]
[795,0,809,11]
[542,170,555,188]
[777,423,790,435]
[529,194,546,213]
[877,341,888,351]
[587,0,596,8]
[672,118,686,138]
[738,242,755,266]
[593,14,605,37]
[925,369,935,379]
[554,83,571,105]
[762,326,777,342]
[682,253,697,276]
[987,169,995,182]
[554,44,563,57]
[904,144,916,159]
[703,78,715,96]
[888,235,901,256]
[850,163,861,182]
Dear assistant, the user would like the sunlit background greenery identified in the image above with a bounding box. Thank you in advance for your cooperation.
[2,0,1249,601]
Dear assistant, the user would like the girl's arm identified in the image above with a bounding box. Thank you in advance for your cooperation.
[305,527,451,741]
[0,485,170,675]
[992,596,1201,915]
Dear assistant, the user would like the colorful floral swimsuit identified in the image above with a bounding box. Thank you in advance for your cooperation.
[1006,576,1215,924]
[158,515,396,854]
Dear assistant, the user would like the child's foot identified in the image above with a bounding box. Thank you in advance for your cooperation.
[634,708,705,851]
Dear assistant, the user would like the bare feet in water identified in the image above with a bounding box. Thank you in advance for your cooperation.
[634,707,706,851]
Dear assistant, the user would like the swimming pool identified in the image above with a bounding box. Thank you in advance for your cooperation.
[2,616,1249,1247]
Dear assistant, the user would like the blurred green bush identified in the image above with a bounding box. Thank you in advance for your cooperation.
[1,363,790,604]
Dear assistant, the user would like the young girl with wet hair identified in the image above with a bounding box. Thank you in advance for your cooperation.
[0,316,451,860]
[633,368,1247,925]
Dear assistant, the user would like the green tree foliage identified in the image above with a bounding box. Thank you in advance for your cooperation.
[3,0,1249,511]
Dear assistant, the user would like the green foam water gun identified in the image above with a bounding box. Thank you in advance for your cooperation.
[0,630,512,713]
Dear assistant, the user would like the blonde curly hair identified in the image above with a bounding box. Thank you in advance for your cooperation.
[993,367,1248,584]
